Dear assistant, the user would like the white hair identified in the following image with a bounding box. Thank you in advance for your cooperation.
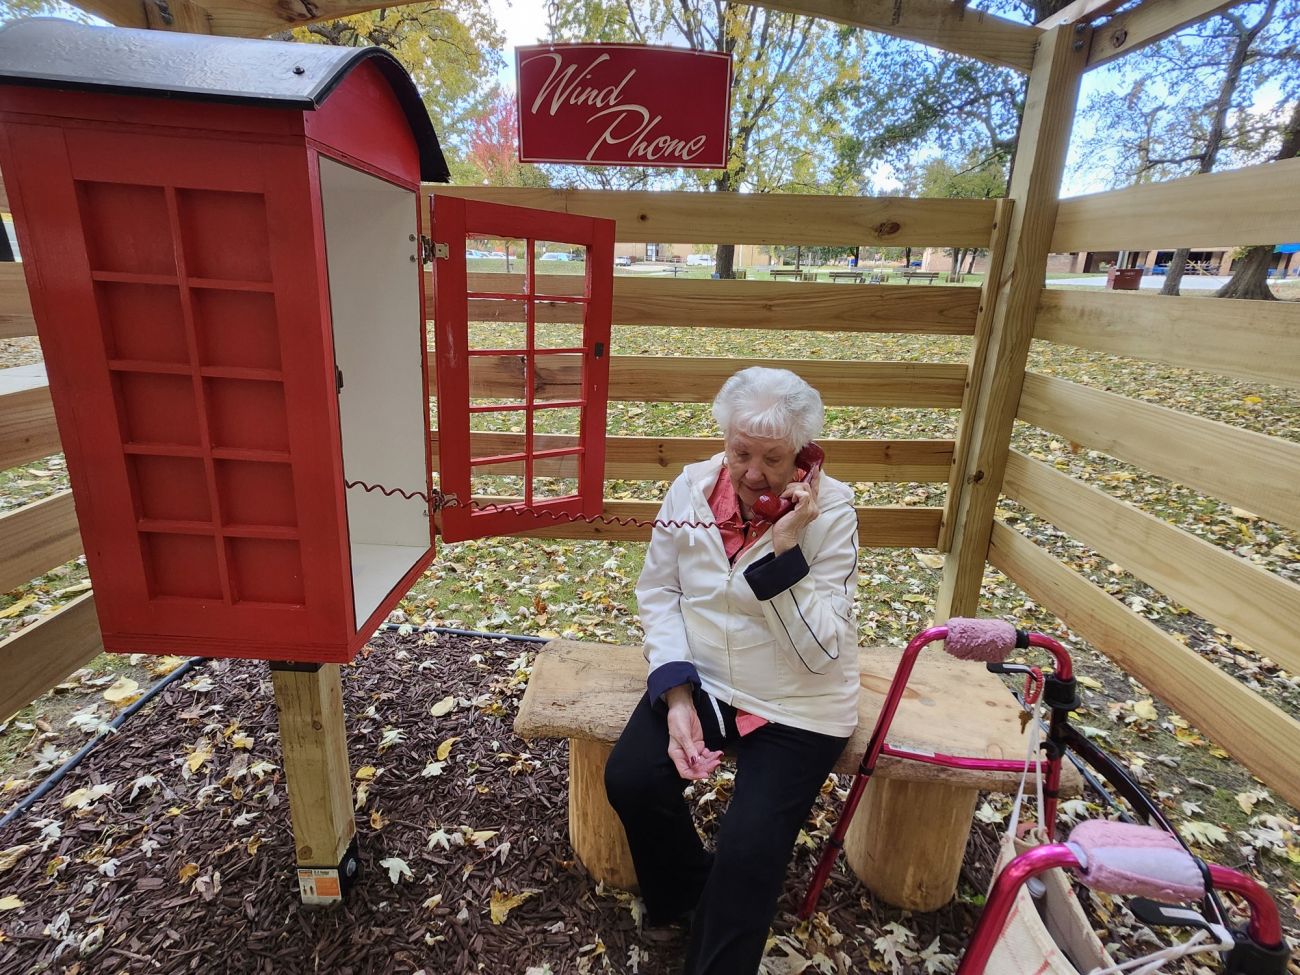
[711,367,824,450]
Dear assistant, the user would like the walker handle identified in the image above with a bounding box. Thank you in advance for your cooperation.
[942,618,1074,680]
[1068,820,1205,903]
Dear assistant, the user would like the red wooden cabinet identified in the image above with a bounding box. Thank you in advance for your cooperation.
[0,21,449,663]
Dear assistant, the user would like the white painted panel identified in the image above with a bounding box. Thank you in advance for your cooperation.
[319,158,429,631]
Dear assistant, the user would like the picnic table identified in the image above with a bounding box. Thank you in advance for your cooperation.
[829,270,866,283]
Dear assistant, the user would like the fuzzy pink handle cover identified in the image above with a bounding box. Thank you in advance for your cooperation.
[1069,820,1205,904]
[944,617,1016,662]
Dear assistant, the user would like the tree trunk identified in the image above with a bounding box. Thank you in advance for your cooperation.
[715,243,735,279]
[0,221,13,262]
[949,249,962,278]
[904,246,912,268]
[1215,100,1298,299]
[1159,2,1275,299]
[1215,246,1277,300]
[966,249,979,274]
[1161,248,1191,296]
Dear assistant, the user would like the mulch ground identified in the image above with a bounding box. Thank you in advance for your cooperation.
[0,632,1146,974]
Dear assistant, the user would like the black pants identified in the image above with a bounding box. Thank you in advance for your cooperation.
[604,689,849,975]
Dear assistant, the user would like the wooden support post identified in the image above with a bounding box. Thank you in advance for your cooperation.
[567,738,638,891]
[271,663,358,906]
[940,197,1013,553]
[842,777,980,912]
[937,24,1090,619]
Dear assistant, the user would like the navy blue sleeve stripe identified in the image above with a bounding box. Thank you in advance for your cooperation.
[647,660,700,703]
[743,545,809,601]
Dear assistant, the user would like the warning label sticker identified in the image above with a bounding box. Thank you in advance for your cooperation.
[298,868,342,905]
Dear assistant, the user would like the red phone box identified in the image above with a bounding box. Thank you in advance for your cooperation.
[0,21,449,664]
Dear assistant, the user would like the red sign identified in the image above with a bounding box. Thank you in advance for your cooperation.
[516,43,732,169]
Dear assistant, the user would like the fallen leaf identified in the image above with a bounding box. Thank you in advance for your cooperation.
[62,784,114,809]
[370,810,386,830]
[149,655,188,677]
[489,889,535,925]
[436,737,460,761]
[355,766,378,781]
[230,734,254,750]
[379,857,412,884]
[429,696,455,717]
[101,677,140,705]
[0,597,36,620]
[0,845,31,875]
[1131,699,1158,722]
[186,745,213,774]
[178,862,200,883]
[1182,821,1229,847]
[1075,675,1103,691]
[421,760,445,778]
[0,895,24,912]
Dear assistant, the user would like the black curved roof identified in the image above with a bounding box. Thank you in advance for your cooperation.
[0,18,450,182]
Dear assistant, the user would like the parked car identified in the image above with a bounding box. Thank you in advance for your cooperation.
[540,252,579,262]
[614,255,632,266]
[687,253,715,266]
[465,249,492,259]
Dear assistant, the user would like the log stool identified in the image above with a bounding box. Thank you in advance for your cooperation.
[513,639,1080,911]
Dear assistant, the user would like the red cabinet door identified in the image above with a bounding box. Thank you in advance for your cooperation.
[431,196,613,542]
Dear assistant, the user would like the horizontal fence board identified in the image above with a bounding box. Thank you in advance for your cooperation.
[1003,451,1300,674]
[0,384,59,470]
[426,186,997,248]
[431,354,968,409]
[1035,290,1300,389]
[1017,373,1300,533]
[451,499,941,547]
[450,272,981,336]
[432,433,953,483]
[1051,157,1300,252]
[988,521,1300,808]
[1088,0,1236,67]
[0,592,103,722]
[0,264,35,340]
[755,0,1038,71]
[0,490,82,594]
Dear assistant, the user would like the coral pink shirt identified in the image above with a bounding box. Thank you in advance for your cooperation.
[707,464,771,736]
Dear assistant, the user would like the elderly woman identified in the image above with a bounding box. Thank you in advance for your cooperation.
[604,367,861,975]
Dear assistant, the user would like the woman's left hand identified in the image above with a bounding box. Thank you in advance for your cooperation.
[772,467,820,556]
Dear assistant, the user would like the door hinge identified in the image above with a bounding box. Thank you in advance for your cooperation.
[431,240,449,260]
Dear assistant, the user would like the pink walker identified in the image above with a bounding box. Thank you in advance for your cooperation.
[800,619,1289,975]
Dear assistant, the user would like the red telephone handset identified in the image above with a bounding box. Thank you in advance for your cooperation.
[753,443,825,523]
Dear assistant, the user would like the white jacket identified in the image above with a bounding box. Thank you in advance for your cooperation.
[635,454,860,738]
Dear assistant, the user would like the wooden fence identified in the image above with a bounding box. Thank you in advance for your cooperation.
[2,159,1298,809]
[0,183,1004,719]
[989,158,1300,806]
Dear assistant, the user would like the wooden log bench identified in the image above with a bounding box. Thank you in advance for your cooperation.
[514,639,1081,912]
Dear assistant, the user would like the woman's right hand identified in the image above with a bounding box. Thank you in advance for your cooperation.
[664,685,722,780]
